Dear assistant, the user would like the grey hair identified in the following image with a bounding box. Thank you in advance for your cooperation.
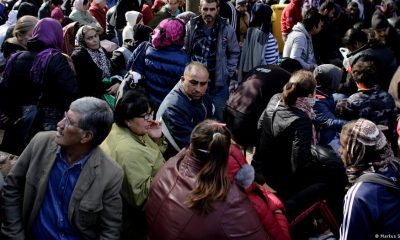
[70,97,113,146]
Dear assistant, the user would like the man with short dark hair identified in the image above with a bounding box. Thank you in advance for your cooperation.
[156,61,214,158]
[283,8,323,70]
[184,0,239,120]
[342,56,397,145]
[1,97,123,240]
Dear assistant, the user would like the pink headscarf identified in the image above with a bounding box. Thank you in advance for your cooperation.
[151,18,185,49]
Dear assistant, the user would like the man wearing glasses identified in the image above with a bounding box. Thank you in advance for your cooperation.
[157,61,215,159]
[1,97,123,240]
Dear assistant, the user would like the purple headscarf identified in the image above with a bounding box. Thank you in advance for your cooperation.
[29,18,63,84]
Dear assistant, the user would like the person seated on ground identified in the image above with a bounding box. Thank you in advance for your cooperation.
[238,3,279,82]
[51,7,72,27]
[69,0,102,32]
[1,15,37,59]
[228,141,291,240]
[341,56,397,148]
[89,0,108,32]
[72,25,119,98]
[314,1,344,66]
[1,97,123,239]
[313,64,347,152]
[110,11,145,76]
[101,90,166,239]
[38,0,62,19]
[224,65,291,149]
[283,8,323,71]
[146,120,269,239]
[340,27,397,94]
[111,11,153,76]
[340,119,400,239]
[252,70,347,219]
[156,61,214,159]
[371,10,400,63]
[148,0,179,29]
[127,17,189,108]
[62,21,81,56]
[0,18,78,155]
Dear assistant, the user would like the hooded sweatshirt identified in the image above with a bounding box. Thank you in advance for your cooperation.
[283,22,317,70]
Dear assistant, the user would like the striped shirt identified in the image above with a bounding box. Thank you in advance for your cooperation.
[264,33,279,65]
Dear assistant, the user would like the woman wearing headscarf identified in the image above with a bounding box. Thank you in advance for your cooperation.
[62,21,81,56]
[0,18,78,155]
[238,3,279,83]
[340,119,400,239]
[146,120,268,239]
[69,0,102,31]
[126,18,190,108]
[71,25,118,98]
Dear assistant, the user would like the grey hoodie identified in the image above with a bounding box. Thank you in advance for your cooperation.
[282,22,317,70]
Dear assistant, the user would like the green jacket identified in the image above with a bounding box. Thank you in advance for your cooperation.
[100,124,166,207]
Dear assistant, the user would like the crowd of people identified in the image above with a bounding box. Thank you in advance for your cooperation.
[0,0,399,238]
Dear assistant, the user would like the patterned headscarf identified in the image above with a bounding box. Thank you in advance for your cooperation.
[75,25,111,78]
[341,118,393,183]
[295,97,317,144]
[151,18,185,49]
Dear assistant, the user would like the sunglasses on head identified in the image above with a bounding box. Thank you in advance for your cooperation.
[189,79,209,86]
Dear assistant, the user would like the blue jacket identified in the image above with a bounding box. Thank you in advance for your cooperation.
[156,81,214,149]
[313,94,347,145]
[128,42,190,107]
[340,164,400,240]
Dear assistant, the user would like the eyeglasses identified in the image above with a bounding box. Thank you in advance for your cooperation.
[138,112,154,121]
[189,79,209,86]
[62,111,80,129]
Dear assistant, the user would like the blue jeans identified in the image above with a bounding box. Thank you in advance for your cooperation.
[208,84,229,121]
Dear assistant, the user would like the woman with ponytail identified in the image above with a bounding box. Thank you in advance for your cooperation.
[146,120,268,239]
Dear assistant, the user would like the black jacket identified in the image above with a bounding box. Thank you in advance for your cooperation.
[0,50,78,118]
[224,65,291,147]
[71,47,114,98]
[252,93,315,199]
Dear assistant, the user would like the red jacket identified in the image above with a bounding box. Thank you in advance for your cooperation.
[141,4,154,25]
[228,145,291,240]
[146,151,268,240]
[281,0,303,35]
[89,3,109,31]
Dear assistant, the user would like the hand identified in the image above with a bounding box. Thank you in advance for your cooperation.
[107,83,120,96]
[335,99,347,117]
[147,119,163,139]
